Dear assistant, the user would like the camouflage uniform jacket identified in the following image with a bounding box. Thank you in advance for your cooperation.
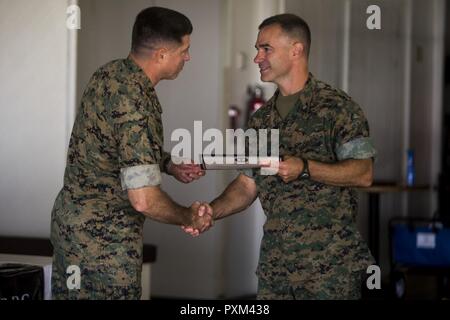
[50,57,170,281]
[245,73,377,284]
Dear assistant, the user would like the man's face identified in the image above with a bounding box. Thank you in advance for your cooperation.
[162,35,191,80]
[254,25,294,84]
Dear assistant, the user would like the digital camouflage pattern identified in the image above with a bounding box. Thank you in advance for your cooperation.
[50,57,170,299]
[244,73,377,300]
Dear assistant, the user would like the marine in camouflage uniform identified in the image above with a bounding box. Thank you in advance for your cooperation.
[242,73,376,300]
[50,7,212,300]
[50,57,171,299]
[178,12,376,299]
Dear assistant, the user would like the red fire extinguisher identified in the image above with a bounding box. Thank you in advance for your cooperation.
[246,85,265,125]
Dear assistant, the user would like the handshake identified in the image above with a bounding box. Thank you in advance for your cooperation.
[182,201,214,237]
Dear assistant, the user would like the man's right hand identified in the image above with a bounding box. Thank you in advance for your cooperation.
[183,201,213,237]
[168,161,205,183]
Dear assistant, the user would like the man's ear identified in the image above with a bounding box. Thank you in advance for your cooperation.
[155,47,168,63]
[292,42,304,58]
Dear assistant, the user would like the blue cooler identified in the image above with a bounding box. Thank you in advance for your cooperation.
[391,221,450,267]
[389,217,450,299]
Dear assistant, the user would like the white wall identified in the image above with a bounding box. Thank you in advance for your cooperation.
[0,0,70,237]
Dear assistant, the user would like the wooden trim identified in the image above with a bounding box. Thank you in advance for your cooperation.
[0,237,156,263]
[0,237,53,257]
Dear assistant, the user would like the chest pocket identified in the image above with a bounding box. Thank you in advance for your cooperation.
[282,115,334,162]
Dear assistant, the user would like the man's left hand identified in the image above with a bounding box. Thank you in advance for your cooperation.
[168,161,205,183]
[278,156,303,183]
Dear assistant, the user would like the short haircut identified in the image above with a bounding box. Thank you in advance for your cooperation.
[259,14,311,58]
[131,7,193,55]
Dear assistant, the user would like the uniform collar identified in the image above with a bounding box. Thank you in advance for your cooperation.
[124,56,154,92]
[124,56,161,114]
[272,72,316,113]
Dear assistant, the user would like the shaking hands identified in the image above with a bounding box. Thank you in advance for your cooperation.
[183,201,214,237]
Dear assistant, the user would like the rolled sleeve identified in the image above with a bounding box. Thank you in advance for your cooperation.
[336,137,377,161]
[334,100,377,161]
[120,164,161,190]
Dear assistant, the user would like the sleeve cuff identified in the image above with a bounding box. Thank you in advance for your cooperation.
[336,137,377,161]
[120,164,162,190]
